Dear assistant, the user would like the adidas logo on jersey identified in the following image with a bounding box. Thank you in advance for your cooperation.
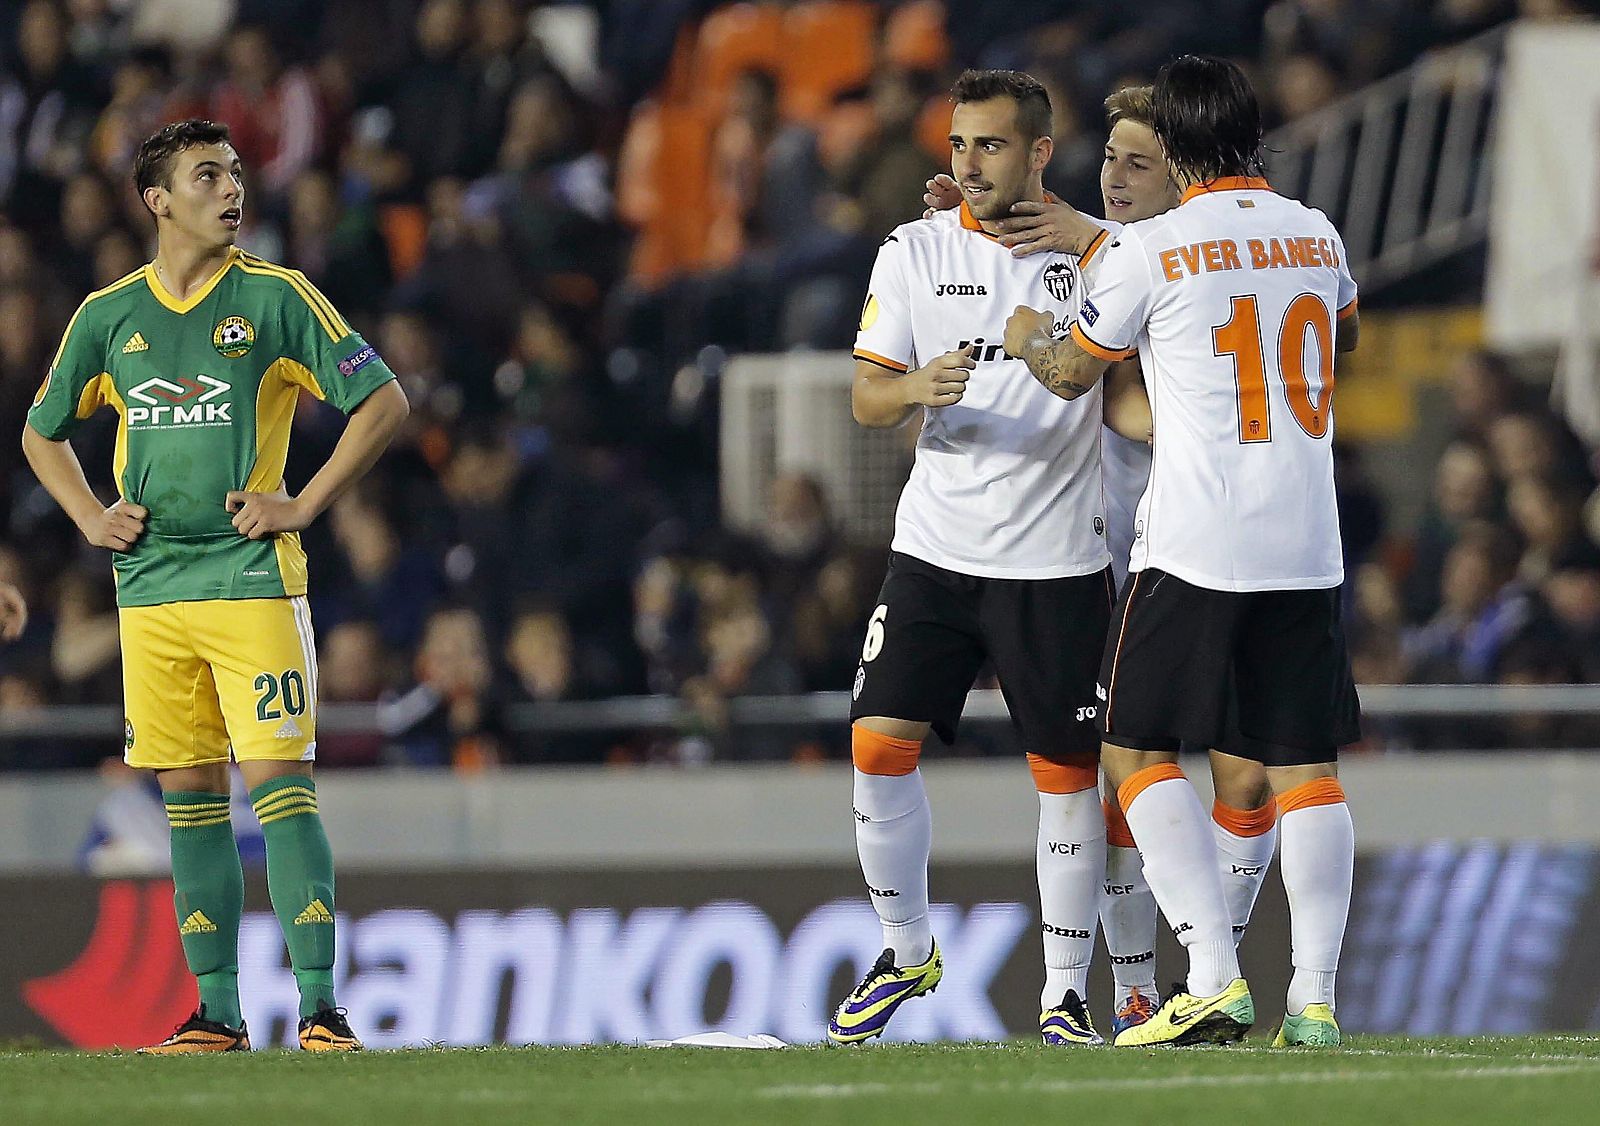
[274,717,303,739]
[294,899,334,926]
[934,282,988,296]
[121,332,149,354]
[179,910,218,935]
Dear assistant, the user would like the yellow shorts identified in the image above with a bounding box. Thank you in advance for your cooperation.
[119,596,318,770]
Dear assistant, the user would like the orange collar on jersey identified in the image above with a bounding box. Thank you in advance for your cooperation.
[1179,175,1272,205]
[958,191,1058,240]
[958,200,989,233]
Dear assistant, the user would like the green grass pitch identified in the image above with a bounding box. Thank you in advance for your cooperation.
[5,1036,1600,1125]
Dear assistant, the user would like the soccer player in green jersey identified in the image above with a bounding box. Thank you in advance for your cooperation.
[22,120,410,1053]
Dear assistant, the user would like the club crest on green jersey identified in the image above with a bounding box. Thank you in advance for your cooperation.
[213,315,255,359]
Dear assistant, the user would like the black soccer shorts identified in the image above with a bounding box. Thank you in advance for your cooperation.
[849,552,1114,758]
[1097,568,1360,766]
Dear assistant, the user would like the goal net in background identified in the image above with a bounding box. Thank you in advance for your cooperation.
[720,352,913,543]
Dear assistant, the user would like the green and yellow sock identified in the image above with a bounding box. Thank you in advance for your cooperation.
[250,774,337,1018]
[164,791,245,1029]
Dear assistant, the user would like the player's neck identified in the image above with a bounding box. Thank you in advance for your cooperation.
[976,182,1045,235]
[151,236,236,301]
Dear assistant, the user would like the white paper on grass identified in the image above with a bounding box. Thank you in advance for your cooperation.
[645,1033,787,1049]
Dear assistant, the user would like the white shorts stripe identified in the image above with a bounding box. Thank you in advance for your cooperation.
[289,595,318,723]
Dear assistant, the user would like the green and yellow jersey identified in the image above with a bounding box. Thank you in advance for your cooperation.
[26,248,397,607]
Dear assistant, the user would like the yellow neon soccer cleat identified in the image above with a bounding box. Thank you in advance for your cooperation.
[828,943,943,1044]
[1040,989,1104,1045]
[1273,1003,1341,1047]
[1112,978,1254,1047]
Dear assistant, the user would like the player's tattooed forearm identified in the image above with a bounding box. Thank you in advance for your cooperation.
[1021,332,1093,399]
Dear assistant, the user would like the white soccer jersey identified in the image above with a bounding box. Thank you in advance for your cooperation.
[854,203,1117,579]
[1102,425,1151,590]
[1070,177,1358,592]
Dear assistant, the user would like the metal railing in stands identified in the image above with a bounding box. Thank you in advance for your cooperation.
[1264,24,1506,290]
[3,684,1599,739]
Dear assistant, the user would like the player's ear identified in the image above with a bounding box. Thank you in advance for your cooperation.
[142,185,167,220]
[1031,134,1054,174]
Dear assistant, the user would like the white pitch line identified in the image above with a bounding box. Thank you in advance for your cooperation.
[759,1062,1600,1101]
[1220,1046,1600,1063]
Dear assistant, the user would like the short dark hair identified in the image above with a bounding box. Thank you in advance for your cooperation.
[134,119,233,198]
[1151,55,1263,183]
[950,69,1052,142]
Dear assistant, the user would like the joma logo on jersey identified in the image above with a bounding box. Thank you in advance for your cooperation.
[936,283,988,296]
[126,374,232,428]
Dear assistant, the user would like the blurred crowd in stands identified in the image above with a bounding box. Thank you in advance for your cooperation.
[1,0,1598,771]
[1348,352,1600,749]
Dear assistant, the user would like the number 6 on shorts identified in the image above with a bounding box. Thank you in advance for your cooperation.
[861,604,888,662]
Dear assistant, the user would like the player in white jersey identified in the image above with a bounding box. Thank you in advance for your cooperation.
[927,83,1281,1037]
[830,70,1117,1047]
[1001,56,1360,1048]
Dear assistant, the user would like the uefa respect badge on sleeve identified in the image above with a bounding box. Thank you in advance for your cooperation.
[338,344,378,377]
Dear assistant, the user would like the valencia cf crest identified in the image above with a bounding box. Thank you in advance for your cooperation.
[212,315,255,359]
[1043,261,1074,302]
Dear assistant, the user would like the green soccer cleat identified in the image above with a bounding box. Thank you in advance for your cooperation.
[828,943,943,1044]
[1112,978,1254,1047]
[1273,1003,1341,1047]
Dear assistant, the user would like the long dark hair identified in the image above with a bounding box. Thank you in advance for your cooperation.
[1151,56,1264,183]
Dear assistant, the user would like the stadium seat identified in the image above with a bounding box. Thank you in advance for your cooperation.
[618,100,716,281]
[884,0,949,72]
[914,92,955,163]
[377,203,429,281]
[779,0,878,123]
[692,3,785,118]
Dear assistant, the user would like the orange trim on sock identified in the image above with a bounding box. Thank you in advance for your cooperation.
[1116,762,1186,814]
[1026,752,1098,794]
[851,724,922,776]
[1213,799,1277,837]
[1103,798,1136,849]
[1276,777,1346,815]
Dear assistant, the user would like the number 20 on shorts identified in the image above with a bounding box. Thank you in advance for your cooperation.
[254,669,308,722]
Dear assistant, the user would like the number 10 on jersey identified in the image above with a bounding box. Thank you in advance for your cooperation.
[1213,292,1335,444]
